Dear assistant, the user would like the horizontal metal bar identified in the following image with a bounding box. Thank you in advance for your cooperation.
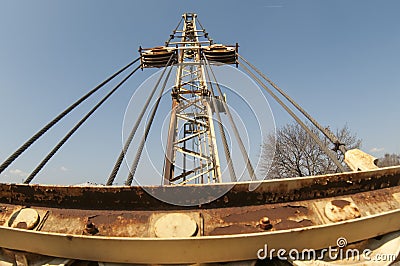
[174,130,207,145]
[175,30,205,33]
[173,35,208,38]
[176,114,208,126]
[169,41,211,45]
[176,146,211,161]
[169,163,210,182]
[178,168,215,185]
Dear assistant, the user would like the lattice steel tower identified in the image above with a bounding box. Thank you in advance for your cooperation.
[140,13,241,185]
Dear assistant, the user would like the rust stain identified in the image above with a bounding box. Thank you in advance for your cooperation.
[224,205,309,223]
[15,222,28,229]
[331,200,351,208]
[210,224,261,235]
[274,219,313,230]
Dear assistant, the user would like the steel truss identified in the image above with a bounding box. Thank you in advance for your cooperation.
[163,13,222,185]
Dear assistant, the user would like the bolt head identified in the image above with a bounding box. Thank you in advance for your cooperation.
[259,217,272,230]
[260,217,270,224]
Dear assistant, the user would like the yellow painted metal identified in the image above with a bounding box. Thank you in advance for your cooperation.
[345,149,379,171]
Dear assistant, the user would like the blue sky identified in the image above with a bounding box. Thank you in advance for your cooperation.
[0,0,399,184]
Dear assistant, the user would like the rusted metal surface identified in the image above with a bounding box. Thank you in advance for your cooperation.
[0,169,398,239]
[0,209,399,264]
[0,167,398,239]
[0,166,399,211]
[331,199,351,208]
[0,166,399,263]
[324,199,361,222]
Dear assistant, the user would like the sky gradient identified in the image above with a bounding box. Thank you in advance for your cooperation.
[0,0,399,184]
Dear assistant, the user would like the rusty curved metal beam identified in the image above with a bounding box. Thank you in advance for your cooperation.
[0,209,399,264]
[0,165,399,263]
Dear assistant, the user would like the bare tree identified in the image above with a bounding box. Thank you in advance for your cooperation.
[377,153,400,167]
[260,122,361,179]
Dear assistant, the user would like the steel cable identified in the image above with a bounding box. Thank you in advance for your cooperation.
[107,55,175,186]
[238,61,346,172]
[0,57,140,176]
[238,54,346,155]
[195,17,212,43]
[202,55,237,182]
[165,17,184,46]
[125,60,174,186]
[24,65,141,184]
[203,56,257,181]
